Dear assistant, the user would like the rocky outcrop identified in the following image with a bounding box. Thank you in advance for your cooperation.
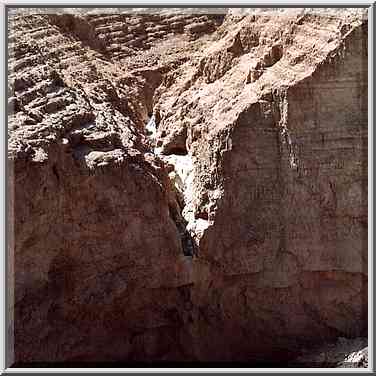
[48,12,223,61]
[154,9,368,362]
[8,8,368,365]
[290,337,368,367]
[8,12,202,363]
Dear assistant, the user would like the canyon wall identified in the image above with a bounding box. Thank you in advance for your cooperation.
[8,8,368,365]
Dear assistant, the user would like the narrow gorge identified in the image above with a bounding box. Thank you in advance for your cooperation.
[7,8,368,367]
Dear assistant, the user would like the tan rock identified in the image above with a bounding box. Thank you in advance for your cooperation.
[8,8,368,364]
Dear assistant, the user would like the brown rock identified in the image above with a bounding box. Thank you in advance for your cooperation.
[155,8,368,362]
[8,8,368,365]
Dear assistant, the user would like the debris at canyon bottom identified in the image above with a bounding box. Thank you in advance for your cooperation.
[7,8,368,367]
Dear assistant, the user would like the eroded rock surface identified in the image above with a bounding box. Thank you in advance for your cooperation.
[8,8,368,365]
[290,337,368,367]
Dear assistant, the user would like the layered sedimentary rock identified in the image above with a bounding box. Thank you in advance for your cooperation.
[8,11,206,362]
[154,8,368,362]
[8,8,368,365]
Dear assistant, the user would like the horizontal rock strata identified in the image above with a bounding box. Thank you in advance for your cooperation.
[8,8,368,365]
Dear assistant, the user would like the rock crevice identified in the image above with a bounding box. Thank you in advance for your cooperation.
[8,8,368,365]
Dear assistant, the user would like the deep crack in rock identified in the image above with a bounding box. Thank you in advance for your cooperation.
[8,8,368,365]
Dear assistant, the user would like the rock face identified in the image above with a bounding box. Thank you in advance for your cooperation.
[290,337,368,367]
[8,8,368,365]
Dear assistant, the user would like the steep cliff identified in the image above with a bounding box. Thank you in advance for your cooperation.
[8,8,368,366]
